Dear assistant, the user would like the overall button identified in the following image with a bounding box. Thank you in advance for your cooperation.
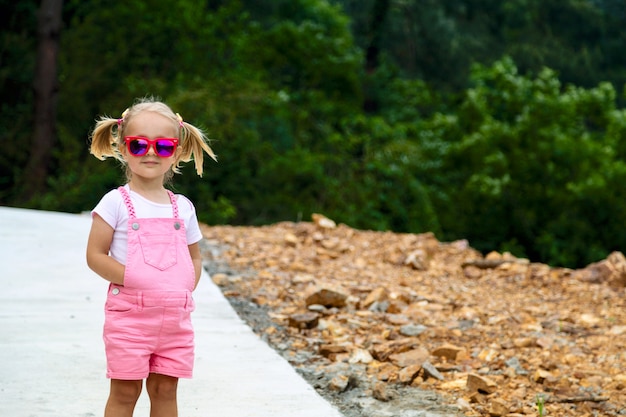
[111,288,120,295]
[132,222,140,230]
[174,222,181,230]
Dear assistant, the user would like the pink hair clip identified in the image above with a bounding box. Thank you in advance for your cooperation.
[176,113,184,128]
[117,108,130,127]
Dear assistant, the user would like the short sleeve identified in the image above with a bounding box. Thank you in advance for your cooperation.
[92,189,125,230]
[177,194,203,245]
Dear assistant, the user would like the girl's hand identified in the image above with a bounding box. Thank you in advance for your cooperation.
[188,242,202,290]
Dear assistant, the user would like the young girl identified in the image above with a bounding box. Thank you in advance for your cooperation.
[86,97,216,417]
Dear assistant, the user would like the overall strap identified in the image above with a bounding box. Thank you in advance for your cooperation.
[117,186,136,219]
[167,190,180,219]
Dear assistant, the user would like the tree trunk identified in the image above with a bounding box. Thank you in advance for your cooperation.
[21,0,63,201]
[363,0,390,113]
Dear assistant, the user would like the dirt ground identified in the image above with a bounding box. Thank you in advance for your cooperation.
[200,214,626,417]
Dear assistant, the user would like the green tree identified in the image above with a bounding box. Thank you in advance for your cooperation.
[45,0,366,228]
[21,0,64,201]
[0,0,39,203]
[426,57,626,266]
[332,0,626,94]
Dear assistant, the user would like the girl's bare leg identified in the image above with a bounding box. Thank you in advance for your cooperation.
[104,379,142,417]
[146,373,179,417]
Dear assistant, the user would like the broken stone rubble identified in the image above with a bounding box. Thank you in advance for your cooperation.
[201,213,626,417]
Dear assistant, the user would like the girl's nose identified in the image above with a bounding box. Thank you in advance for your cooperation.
[146,144,158,156]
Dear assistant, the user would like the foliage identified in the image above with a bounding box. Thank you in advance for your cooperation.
[424,57,626,266]
[332,0,626,93]
[3,0,626,268]
[0,0,38,202]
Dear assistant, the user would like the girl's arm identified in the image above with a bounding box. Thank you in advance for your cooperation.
[188,242,202,290]
[86,214,125,285]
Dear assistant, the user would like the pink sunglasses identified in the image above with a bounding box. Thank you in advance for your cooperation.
[124,136,179,157]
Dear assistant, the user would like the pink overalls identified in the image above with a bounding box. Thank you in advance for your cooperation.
[103,186,196,380]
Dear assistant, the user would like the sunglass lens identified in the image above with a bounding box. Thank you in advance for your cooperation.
[155,140,175,157]
[129,139,148,155]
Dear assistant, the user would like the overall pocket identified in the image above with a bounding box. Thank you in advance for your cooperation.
[138,233,178,270]
[105,295,137,314]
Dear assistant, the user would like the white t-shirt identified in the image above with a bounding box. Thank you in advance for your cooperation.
[91,185,203,265]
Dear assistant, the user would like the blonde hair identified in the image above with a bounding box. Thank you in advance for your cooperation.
[89,97,216,181]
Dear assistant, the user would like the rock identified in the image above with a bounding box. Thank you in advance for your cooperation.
[292,273,315,284]
[371,339,418,362]
[505,357,528,375]
[488,398,509,416]
[441,377,467,391]
[349,348,374,364]
[312,213,336,229]
[401,233,439,270]
[304,285,348,308]
[400,323,427,337]
[368,361,399,382]
[372,381,394,401]
[432,343,466,361]
[477,347,499,362]
[368,300,389,312]
[328,374,349,392]
[574,251,626,286]
[319,344,348,360]
[211,273,230,286]
[284,232,299,246]
[467,373,497,394]
[389,347,430,368]
[533,368,555,384]
[608,251,626,286]
[421,361,444,381]
[361,287,389,309]
[307,304,327,313]
[398,364,422,384]
[463,265,483,279]
[386,299,408,314]
[288,312,319,329]
[385,314,410,325]
[404,249,430,270]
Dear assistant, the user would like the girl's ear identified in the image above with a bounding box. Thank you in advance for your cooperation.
[119,141,129,160]
[174,143,183,161]
[171,144,183,171]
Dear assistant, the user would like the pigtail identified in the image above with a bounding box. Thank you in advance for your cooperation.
[89,116,124,163]
[176,121,217,177]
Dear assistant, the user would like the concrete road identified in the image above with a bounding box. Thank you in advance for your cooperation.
[0,207,344,417]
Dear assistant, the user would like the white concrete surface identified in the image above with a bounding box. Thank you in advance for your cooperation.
[0,207,344,417]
